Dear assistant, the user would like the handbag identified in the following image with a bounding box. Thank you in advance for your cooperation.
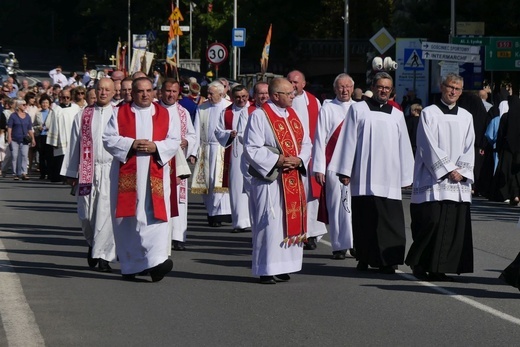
[247,146,280,182]
[22,134,32,145]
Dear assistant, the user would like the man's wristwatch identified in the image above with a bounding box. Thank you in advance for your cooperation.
[298,159,303,168]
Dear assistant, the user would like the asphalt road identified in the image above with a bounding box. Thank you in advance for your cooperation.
[1,173,520,346]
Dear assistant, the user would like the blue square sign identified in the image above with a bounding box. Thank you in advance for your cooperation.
[232,28,246,48]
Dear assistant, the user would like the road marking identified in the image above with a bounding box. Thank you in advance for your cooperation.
[0,237,45,346]
[318,239,520,327]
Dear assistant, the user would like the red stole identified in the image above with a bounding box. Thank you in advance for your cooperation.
[317,120,344,224]
[115,102,170,222]
[262,103,307,244]
[222,104,256,187]
[304,91,321,199]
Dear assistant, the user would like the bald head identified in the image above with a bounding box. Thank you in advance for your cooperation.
[111,70,125,82]
[96,78,115,107]
[287,70,306,96]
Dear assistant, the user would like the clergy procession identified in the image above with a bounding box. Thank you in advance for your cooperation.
[3,65,520,291]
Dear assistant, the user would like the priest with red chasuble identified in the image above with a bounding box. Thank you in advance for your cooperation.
[243,78,312,284]
[103,77,181,282]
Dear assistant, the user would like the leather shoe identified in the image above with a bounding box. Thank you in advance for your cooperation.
[172,240,186,251]
[231,228,248,233]
[209,221,222,227]
[304,237,317,250]
[98,259,112,272]
[356,261,369,271]
[121,274,136,281]
[428,272,454,282]
[379,265,396,274]
[349,248,357,258]
[87,247,98,268]
[149,259,173,282]
[274,274,291,282]
[411,265,429,280]
[332,250,346,260]
[259,276,276,284]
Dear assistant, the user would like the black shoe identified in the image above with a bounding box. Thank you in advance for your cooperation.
[274,274,291,282]
[332,250,347,260]
[231,228,248,233]
[122,274,136,281]
[428,272,454,282]
[149,259,173,282]
[87,247,98,268]
[209,221,222,227]
[349,248,357,258]
[98,259,112,272]
[259,276,276,284]
[172,240,186,251]
[411,265,429,280]
[356,261,369,271]
[379,265,396,274]
[304,237,317,250]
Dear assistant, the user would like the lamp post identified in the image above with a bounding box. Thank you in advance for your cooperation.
[344,0,349,73]
[82,54,88,72]
[232,0,237,80]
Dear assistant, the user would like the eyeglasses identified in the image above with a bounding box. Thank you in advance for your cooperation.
[443,84,463,93]
[375,85,392,92]
[76,92,85,95]
[275,91,295,97]
[60,96,71,99]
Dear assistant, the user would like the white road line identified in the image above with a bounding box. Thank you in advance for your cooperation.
[0,237,45,347]
[318,239,520,327]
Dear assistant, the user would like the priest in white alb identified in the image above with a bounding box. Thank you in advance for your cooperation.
[244,77,312,284]
[103,77,180,282]
[312,73,356,260]
[287,70,327,250]
[159,79,197,251]
[215,84,256,233]
[328,72,414,274]
[61,78,118,272]
[191,81,232,227]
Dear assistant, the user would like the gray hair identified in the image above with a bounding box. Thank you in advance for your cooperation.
[208,81,225,95]
[14,97,26,110]
[442,73,464,86]
[333,73,354,89]
[371,71,393,87]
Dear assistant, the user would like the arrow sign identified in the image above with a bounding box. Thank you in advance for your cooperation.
[422,51,481,63]
[422,41,480,55]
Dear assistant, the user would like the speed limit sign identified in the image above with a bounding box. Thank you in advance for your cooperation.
[206,43,228,66]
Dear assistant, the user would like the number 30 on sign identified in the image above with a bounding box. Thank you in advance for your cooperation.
[206,43,228,66]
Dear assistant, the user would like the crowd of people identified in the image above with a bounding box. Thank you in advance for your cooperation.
[1,65,519,290]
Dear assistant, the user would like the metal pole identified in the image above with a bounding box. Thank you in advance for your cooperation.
[450,0,455,43]
[176,0,180,67]
[128,0,131,70]
[190,2,193,60]
[344,0,349,73]
[232,0,237,80]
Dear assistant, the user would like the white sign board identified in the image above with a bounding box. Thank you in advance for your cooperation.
[395,38,430,108]
[421,41,480,55]
[422,51,481,63]
[161,25,170,31]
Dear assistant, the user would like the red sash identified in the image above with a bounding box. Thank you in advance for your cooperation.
[262,103,307,244]
[305,91,321,199]
[115,102,170,222]
[222,104,256,188]
[317,120,344,224]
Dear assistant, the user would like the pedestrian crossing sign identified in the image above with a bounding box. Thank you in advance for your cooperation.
[404,49,425,71]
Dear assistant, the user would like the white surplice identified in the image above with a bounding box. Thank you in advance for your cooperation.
[244,100,312,276]
[102,103,180,274]
[192,99,232,217]
[160,101,197,242]
[215,103,251,229]
[46,104,81,156]
[291,92,327,238]
[61,104,117,261]
[312,98,355,251]
[411,103,475,204]
[328,101,414,199]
